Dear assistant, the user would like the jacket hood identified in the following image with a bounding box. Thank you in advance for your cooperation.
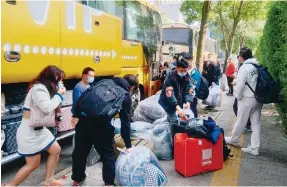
[113,77,130,92]
[244,58,259,65]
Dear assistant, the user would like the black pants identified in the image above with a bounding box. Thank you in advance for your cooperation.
[191,98,198,118]
[72,116,115,184]
[233,98,251,127]
[227,77,234,94]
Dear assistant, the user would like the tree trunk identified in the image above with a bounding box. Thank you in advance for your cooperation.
[196,0,211,73]
[222,0,244,73]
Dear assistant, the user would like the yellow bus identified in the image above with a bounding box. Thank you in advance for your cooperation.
[162,23,219,64]
[1,0,162,110]
[1,0,162,164]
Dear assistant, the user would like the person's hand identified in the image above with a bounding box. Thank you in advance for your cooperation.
[188,88,194,95]
[124,146,134,153]
[71,117,79,128]
[183,102,190,109]
[166,86,173,97]
[57,87,66,95]
[177,107,185,118]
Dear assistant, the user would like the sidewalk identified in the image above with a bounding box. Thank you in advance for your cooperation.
[42,94,287,186]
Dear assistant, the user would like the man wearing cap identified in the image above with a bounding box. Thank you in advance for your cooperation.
[225,47,263,156]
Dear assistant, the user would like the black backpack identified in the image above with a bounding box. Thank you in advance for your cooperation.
[219,128,232,161]
[77,79,127,119]
[246,63,280,104]
[193,69,209,100]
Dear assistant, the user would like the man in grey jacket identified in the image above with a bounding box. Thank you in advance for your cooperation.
[225,47,263,156]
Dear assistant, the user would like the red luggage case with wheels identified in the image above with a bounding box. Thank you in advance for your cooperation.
[174,133,223,177]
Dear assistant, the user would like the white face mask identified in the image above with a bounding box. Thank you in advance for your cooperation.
[87,76,94,84]
[178,72,187,77]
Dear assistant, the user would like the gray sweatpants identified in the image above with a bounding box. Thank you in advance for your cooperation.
[231,97,263,148]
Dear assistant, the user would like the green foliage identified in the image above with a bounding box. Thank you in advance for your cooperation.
[259,1,287,134]
[180,1,204,24]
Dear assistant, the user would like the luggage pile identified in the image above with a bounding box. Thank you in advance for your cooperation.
[112,95,173,161]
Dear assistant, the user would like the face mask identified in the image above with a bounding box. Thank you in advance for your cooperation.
[87,76,94,84]
[178,72,187,77]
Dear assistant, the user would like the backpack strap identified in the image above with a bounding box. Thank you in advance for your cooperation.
[244,62,258,94]
[246,82,255,93]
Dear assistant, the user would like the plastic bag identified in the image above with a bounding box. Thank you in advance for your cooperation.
[116,146,167,186]
[131,121,154,132]
[132,129,154,141]
[111,118,121,134]
[138,95,166,121]
[151,123,173,160]
[152,115,168,126]
[220,74,229,91]
[177,109,195,126]
[205,83,221,107]
[132,107,154,123]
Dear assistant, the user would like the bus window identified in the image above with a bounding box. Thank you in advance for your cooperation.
[152,10,162,44]
[162,28,191,46]
[124,1,144,42]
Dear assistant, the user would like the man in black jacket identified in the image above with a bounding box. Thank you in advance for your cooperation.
[202,53,218,86]
[71,74,138,186]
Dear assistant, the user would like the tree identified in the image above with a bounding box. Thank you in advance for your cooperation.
[180,0,268,72]
[213,0,269,72]
[259,1,287,135]
[180,0,212,72]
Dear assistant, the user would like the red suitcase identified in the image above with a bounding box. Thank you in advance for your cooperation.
[57,106,74,132]
[174,133,223,177]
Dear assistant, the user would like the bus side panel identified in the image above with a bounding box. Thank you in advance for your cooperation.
[60,2,122,78]
[121,40,144,68]
[1,1,61,84]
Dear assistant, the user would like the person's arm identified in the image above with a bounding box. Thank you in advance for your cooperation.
[184,81,194,105]
[119,94,132,149]
[164,73,178,109]
[32,84,63,115]
[72,86,83,117]
[235,66,248,100]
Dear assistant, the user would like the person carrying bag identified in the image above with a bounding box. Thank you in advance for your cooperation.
[6,65,66,187]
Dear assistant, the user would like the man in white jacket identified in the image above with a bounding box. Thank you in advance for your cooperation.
[225,47,263,156]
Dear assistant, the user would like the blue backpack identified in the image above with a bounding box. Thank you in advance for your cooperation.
[246,64,280,104]
[193,69,209,100]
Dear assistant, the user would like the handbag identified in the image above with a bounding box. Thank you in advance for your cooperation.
[28,86,56,128]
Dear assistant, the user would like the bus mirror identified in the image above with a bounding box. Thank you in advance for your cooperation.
[162,41,165,46]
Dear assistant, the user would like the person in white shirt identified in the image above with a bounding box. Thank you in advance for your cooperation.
[225,47,263,156]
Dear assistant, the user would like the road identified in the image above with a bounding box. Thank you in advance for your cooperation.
[1,137,74,186]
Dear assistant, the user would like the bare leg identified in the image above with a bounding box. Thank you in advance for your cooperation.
[6,154,41,186]
[43,141,64,186]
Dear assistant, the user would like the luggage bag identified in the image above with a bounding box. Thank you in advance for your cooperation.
[174,133,223,177]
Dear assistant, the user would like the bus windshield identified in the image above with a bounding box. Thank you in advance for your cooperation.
[163,28,191,46]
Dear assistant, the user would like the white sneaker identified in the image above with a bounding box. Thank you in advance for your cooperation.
[225,137,240,147]
[241,146,259,156]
